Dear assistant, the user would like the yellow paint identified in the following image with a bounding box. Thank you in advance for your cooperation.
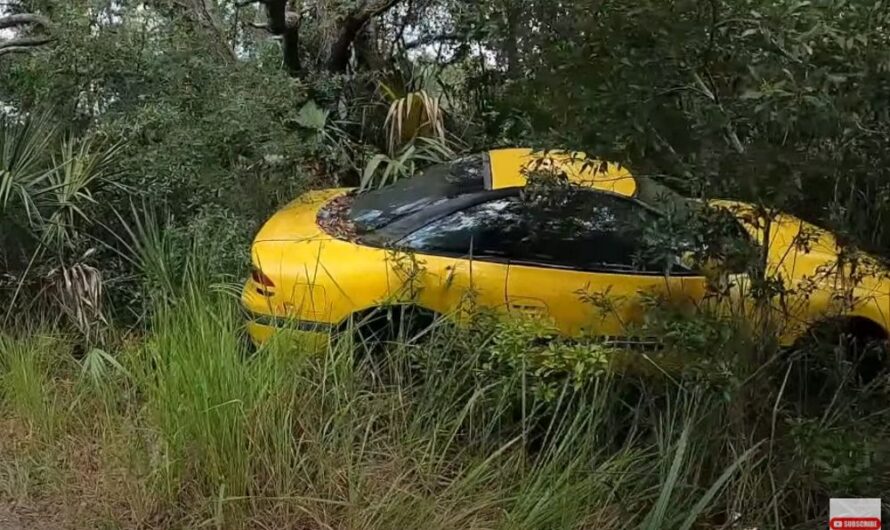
[489,148,637,196]
[709,200,890,343]
[243,149,890,350]
[245,321,329,352]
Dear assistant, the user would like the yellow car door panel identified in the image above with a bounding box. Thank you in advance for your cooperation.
[411,254,510,322]
[397,187,710,337]
[506,265,707,337]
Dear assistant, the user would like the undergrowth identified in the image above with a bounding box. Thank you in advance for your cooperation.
[0,270,888,529]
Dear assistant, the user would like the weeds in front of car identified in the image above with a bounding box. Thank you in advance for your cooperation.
[0,305,754,528]
[1,287,887,528]
[2,226,890,529]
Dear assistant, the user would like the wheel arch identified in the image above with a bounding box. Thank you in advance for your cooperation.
[843,314,889,342]
[797,313,888,346]
[335,302,443,336]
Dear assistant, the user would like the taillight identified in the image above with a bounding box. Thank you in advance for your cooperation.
[251,267,275,289]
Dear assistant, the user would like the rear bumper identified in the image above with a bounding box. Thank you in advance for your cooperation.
[244,310,334,351]
[245,310,335,333]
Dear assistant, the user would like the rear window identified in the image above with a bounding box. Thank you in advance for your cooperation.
[349,154,488,232]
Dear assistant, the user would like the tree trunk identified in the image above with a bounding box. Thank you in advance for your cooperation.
[262,0,300,73]
[326,0,402,72]
[241,0,403,75]
[354,21,387,72]
[503,2,520,77]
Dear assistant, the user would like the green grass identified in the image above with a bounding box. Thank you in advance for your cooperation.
[0,333,67,439]
[0,277,888,529]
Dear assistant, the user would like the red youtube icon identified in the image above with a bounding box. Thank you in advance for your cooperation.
[830,517,881,529]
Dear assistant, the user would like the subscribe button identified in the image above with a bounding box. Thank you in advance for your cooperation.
[830,518,881,529]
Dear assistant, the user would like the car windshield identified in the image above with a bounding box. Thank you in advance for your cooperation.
[349,154,488,232]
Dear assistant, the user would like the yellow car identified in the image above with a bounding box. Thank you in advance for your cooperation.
[242,148,889,362]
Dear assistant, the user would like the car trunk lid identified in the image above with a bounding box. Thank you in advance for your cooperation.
[254,188,353,242]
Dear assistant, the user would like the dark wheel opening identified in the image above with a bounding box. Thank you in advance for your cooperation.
[845,317,889,384]
[339,306,440,383]
[784,317,888,413]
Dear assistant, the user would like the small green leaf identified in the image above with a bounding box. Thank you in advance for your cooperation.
[294,100,329,131]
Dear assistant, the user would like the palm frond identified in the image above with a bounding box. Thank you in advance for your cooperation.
[383,89,446,155]
[47,262,106,343]
[360,136,455,190]
[0,111,58,221]
[41,136,124,248]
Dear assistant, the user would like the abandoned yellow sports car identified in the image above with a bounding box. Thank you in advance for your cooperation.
[242,148,889,363]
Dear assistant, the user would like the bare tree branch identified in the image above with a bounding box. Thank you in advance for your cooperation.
[0,13,51,30]
[0,36,51,49]
[327,0,403,72]
[0,44,46,56]
[0,12,52,58]
[404,33,464,50]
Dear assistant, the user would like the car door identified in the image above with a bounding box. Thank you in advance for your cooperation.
[397,190,710,339]
[396,197,518,323]
[499,191,710,340]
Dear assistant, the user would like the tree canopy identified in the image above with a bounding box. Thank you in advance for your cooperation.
[2,0,890,289]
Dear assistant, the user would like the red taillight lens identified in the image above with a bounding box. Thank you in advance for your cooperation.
[251,267,275,288]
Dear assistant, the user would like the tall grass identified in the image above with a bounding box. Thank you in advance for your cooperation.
[0,332,65,439]
[0,244,888,528]
[134,283,255,503]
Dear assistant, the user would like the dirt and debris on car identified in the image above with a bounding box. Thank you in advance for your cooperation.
[316,191,359,241]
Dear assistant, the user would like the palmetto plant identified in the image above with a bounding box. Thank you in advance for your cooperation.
[382,88,446,156]
[0,112,122,249]
[0,112,57,225]
[0,111,123,335]
[41,137,123,250]
[380,64,447,154]
[361,65,454,190]
[360,136,454,190]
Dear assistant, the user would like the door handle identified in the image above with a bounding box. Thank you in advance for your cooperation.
[508,298,548,316]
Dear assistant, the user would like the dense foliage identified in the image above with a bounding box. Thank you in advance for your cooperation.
[1,0,889,528]
[2,0,889,265]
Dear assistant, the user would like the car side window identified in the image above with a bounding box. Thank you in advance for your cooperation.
[399,191,686,273]
[399,197,524,259]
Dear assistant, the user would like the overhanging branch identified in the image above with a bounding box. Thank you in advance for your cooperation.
[0,44,46,56]
[0,12,52,58]
[0,36,51,49]
[327,0,403,72]
[0,13,51,31]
